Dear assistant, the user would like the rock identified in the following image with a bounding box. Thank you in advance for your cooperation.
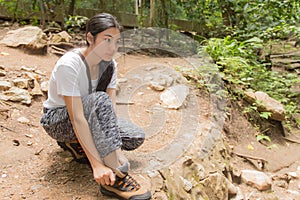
[287,189,299,195]
[160,84,189,109]
[17,117,30,124]
[12,78,29,89]
[149,171,164,193]
[148,81,165,91]
[30,80,43,96]
[0,26,47,49]
[199,172,230,200]
[288,172,298,179]
[152,192,169,200]
[244,91,286,121]
[230,186,243,200]
[20,66,35,72]
[0,69,6,76]
[118,78,128,83]
[180,176,193,192]
[158,74,174,87]
[40,81,49,92]
[0,81,11,91]
[241,169,272,191]
[49,31,72,43]
[4,87,31,105]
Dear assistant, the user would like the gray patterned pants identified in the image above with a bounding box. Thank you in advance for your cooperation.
[40,91,145,158]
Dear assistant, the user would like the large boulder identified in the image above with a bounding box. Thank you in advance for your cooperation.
[244,91,286,121]
[0,26,47,50]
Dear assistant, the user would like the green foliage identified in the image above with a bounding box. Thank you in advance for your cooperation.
[64,15,88,33]
[202,36,299,123]
[256,134,271,142]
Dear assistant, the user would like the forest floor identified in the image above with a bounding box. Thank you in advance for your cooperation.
[0,26,299,200]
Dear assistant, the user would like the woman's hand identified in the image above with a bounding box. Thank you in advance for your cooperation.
[93,165,116,186]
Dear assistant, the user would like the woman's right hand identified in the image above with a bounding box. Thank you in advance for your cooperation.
[93,165,116,186]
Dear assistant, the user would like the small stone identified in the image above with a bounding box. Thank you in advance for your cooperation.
[12,139,20,146]
[65,157,73,163]
[12,78,29,89]
[0,69,6,76]
[17,117,30,124]
[4,87,31,105]
[288,172,298,179]
[31,184,43,191]
[40,81,49,92]
[160,84,189,109]
[287,189,299,195]
[27,141,33,146]
[180,176,192,192]
[0,52,9,56]
[137,92,144,96]
[25,134,33,138]
[21,66,35,72]
[148,81,165,91]
[1,174,7,178]
[118,78,128,83]
[241,169,272,191]
[297,166,300,171]
[0,81,11,91]
[30,80,43,96]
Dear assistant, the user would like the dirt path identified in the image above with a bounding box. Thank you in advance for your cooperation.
[0,33,299,199]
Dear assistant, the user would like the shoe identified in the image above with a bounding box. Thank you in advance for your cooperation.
[100,163,151,200]
[57,140,90,164]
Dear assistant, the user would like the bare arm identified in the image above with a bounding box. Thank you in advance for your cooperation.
[64,96,115,186]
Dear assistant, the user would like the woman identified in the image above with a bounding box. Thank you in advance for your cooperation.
[40,13,151,200]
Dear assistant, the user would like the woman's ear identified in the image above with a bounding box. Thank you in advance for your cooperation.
[86,32,94,45]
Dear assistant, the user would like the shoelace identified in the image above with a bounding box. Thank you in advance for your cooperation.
[118,174,141,191]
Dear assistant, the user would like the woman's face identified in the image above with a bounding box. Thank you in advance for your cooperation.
[90,27,120,61]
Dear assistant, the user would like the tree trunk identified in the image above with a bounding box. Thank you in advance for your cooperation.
[150,0,156,26]
[68,0,76,16]
[217,0,236,27]
[160,0,168,28]
[38,0,45,28]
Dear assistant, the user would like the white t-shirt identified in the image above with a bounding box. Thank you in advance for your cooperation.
[43,50,117,109]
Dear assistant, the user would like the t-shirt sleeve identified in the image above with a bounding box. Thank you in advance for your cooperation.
[107,60,118,89]
[55,65,81,96]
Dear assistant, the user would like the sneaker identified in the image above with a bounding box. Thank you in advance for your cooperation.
[100,163,151,200]
[57,140,90,164]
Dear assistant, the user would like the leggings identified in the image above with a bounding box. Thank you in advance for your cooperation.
[40,91,145,158]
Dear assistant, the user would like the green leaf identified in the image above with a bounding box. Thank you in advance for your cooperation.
[256,134,271,142]
[259,112,272,119]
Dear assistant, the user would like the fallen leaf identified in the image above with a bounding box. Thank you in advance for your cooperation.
[247,144,254,150]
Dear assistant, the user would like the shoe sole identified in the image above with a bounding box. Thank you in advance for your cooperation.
[57,142,90,164]
[100,186,151,200]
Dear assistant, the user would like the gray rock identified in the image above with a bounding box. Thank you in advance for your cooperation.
[148,81,165,91]
[160,84,189,109]
[241,169,272,191]
[244,91,286,121]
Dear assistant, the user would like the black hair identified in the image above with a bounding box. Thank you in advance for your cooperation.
[85,13,122,46]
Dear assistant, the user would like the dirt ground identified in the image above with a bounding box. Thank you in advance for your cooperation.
[0,27,299,200]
